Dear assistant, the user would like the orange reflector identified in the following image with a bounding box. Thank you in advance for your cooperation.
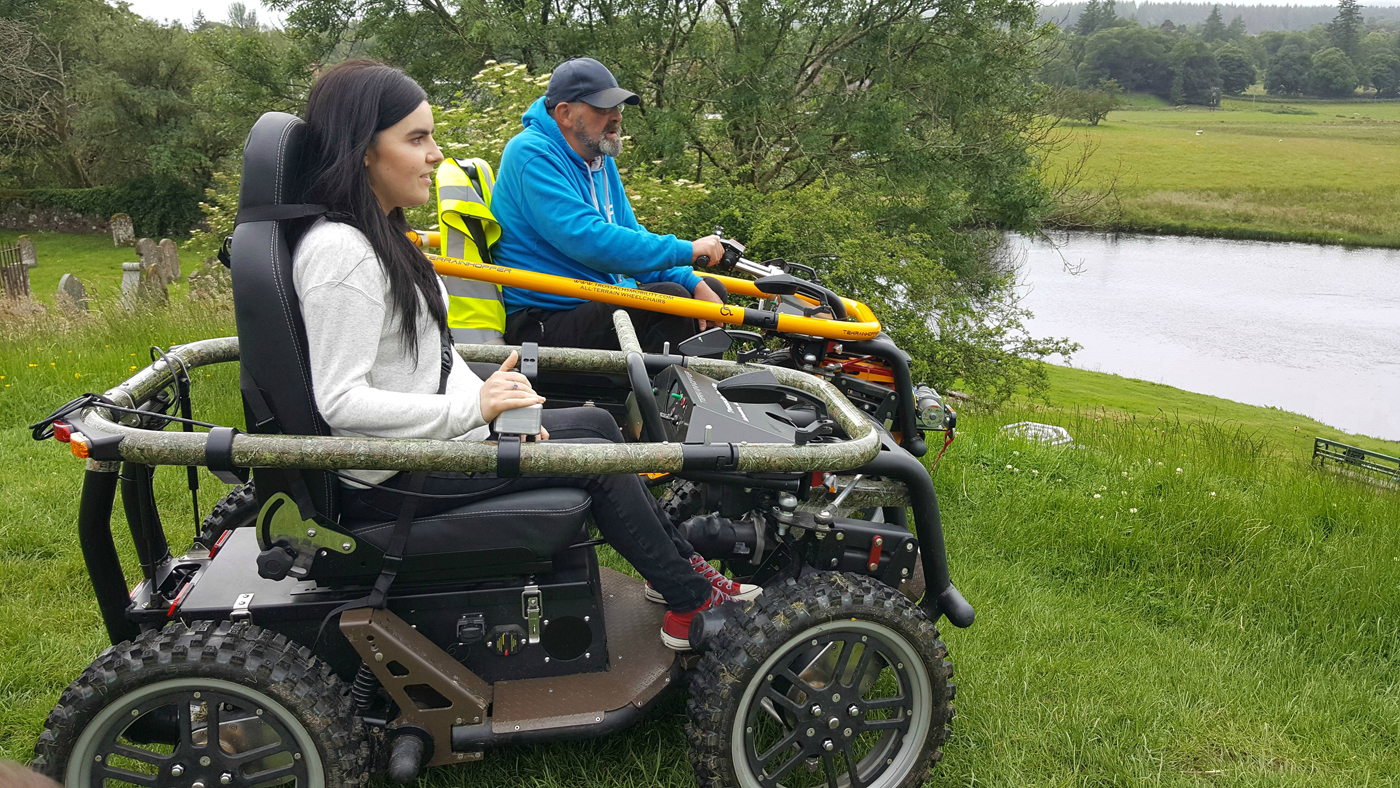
[70,434,90,458]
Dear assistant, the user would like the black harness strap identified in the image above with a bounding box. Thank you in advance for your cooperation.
[314,327,455,647]
[234,203,328,225]
[204,427,248,485]
[462,163,495,266]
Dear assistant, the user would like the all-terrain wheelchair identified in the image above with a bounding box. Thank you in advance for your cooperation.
[30,111,974,788]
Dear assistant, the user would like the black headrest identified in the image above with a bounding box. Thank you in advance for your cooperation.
[230,112,339,524]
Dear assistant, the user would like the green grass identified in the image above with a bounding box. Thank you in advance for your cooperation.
[1049,93,1400,247]
[3,301,1399,786]
[0,231,193,306]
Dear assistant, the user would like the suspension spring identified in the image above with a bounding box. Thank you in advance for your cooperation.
[350,664,380,713]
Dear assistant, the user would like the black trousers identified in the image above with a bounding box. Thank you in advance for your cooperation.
[340,407,711,613]
[505,281,700,354]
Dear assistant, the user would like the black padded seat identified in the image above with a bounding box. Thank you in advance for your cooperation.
[229,111,600,585]
[343,488,592,562]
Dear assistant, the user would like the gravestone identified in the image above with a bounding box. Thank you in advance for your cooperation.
[159,238,181,281]
[56,273,89,313]
[135,238,167,285]
[17,235,36,268]
[120,262,143,311]
[110,213,135,247]
[121,261,166,311]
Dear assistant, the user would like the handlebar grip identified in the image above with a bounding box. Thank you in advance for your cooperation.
[696,255,710,266]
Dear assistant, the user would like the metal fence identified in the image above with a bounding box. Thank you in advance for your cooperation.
[1313,437,1400,482]
[0,243,29,298]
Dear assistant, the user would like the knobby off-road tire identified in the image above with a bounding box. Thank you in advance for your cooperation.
[660,479,706,523]
[197,482,258,547]
[34,620,367,788]
[687,572,955,788]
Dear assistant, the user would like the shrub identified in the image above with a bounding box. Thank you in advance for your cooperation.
[0,175,203,237]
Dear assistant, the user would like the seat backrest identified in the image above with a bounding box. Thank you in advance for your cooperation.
[229,111,340,523]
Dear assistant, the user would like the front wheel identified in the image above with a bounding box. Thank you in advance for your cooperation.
[33,620,367,788]
[687,573,955,788]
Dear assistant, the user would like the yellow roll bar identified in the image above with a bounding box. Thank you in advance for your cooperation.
[408,230,441,249]
[426,254,882,342]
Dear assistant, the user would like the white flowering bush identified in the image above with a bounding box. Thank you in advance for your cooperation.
[427,62,708,229]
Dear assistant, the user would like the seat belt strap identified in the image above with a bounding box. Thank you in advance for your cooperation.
[233,203,328,225]
[464,215,494,267]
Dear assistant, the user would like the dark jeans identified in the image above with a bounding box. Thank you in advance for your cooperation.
[505,281,700,354]
[340,407,711,613]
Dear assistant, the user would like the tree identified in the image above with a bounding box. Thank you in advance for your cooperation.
[1225,15,1247,40]
[1215,44,1257,93]
[1168,37,1221,103]
[1327,0,1364,60]
[1057,79,1124,125]
[226,2,259,31]
[1369,50,1400,96]
[1078,24,1172,95]
[1202,5,1226,43]
[1309,46,1358,96]
[1076,0,1118,36]
[1266,44,1312,95]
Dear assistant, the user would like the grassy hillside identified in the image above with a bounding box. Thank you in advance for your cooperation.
[2,303,1398,786]
[1049,95,1400,247]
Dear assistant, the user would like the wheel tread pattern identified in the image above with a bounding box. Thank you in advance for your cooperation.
[32,620,368,787]
[686,572,955,788]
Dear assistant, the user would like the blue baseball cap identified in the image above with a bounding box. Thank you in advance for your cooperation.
[544,58,640,110]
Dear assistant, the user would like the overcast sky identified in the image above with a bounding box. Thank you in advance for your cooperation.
[116,0,285,26]
[114,0,1400,27]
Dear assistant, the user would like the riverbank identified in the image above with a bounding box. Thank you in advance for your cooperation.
[1031,363,1400,459]
[3,304,1398,784]
[1049,94,1400,248]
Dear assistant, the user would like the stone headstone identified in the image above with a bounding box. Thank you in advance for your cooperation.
[135,238,167,285]
[159,238,181,281]
[120,262,143,311]
[56,273,89,313]
[17,235,36,268]
[110,213,135,247]
[121,261,167,311]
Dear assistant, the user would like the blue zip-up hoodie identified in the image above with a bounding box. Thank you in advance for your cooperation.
[492,97,700,313]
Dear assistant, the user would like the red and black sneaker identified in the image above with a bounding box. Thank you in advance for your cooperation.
[661,586,735,651]
[646,554,762,604]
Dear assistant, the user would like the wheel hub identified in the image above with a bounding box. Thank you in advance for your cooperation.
[740,623,926,787]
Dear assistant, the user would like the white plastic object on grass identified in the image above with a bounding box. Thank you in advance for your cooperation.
[1001,421,1073,446]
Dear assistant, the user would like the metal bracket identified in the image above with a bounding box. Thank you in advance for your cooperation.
[231,593,254,622]
[522,585,542,646]
[257,492,357,564]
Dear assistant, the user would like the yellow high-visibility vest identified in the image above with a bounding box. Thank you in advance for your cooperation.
[437,157,507,345]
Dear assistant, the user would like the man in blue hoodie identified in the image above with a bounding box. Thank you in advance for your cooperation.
[491,58,727,352]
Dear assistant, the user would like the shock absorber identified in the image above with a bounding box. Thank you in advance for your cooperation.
[350,664,380,713]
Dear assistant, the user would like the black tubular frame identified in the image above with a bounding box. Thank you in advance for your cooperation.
[78,463,141,644]
[855,435,975,628]
[845,335,925,458]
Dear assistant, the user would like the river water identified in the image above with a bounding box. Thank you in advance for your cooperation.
[1010,232,1400,442]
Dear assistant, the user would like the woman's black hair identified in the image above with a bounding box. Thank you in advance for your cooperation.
[304,59,443,359]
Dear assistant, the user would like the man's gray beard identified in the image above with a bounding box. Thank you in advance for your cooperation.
[577,120,624,159]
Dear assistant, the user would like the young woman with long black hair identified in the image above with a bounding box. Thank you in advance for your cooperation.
[294,59,756,649]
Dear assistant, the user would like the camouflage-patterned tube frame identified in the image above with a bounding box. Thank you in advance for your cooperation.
[81,333,880,475]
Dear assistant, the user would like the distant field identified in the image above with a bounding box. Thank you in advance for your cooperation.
[1047,94,1400,247]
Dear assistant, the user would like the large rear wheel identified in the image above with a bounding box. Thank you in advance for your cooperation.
[687,573,955,788]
